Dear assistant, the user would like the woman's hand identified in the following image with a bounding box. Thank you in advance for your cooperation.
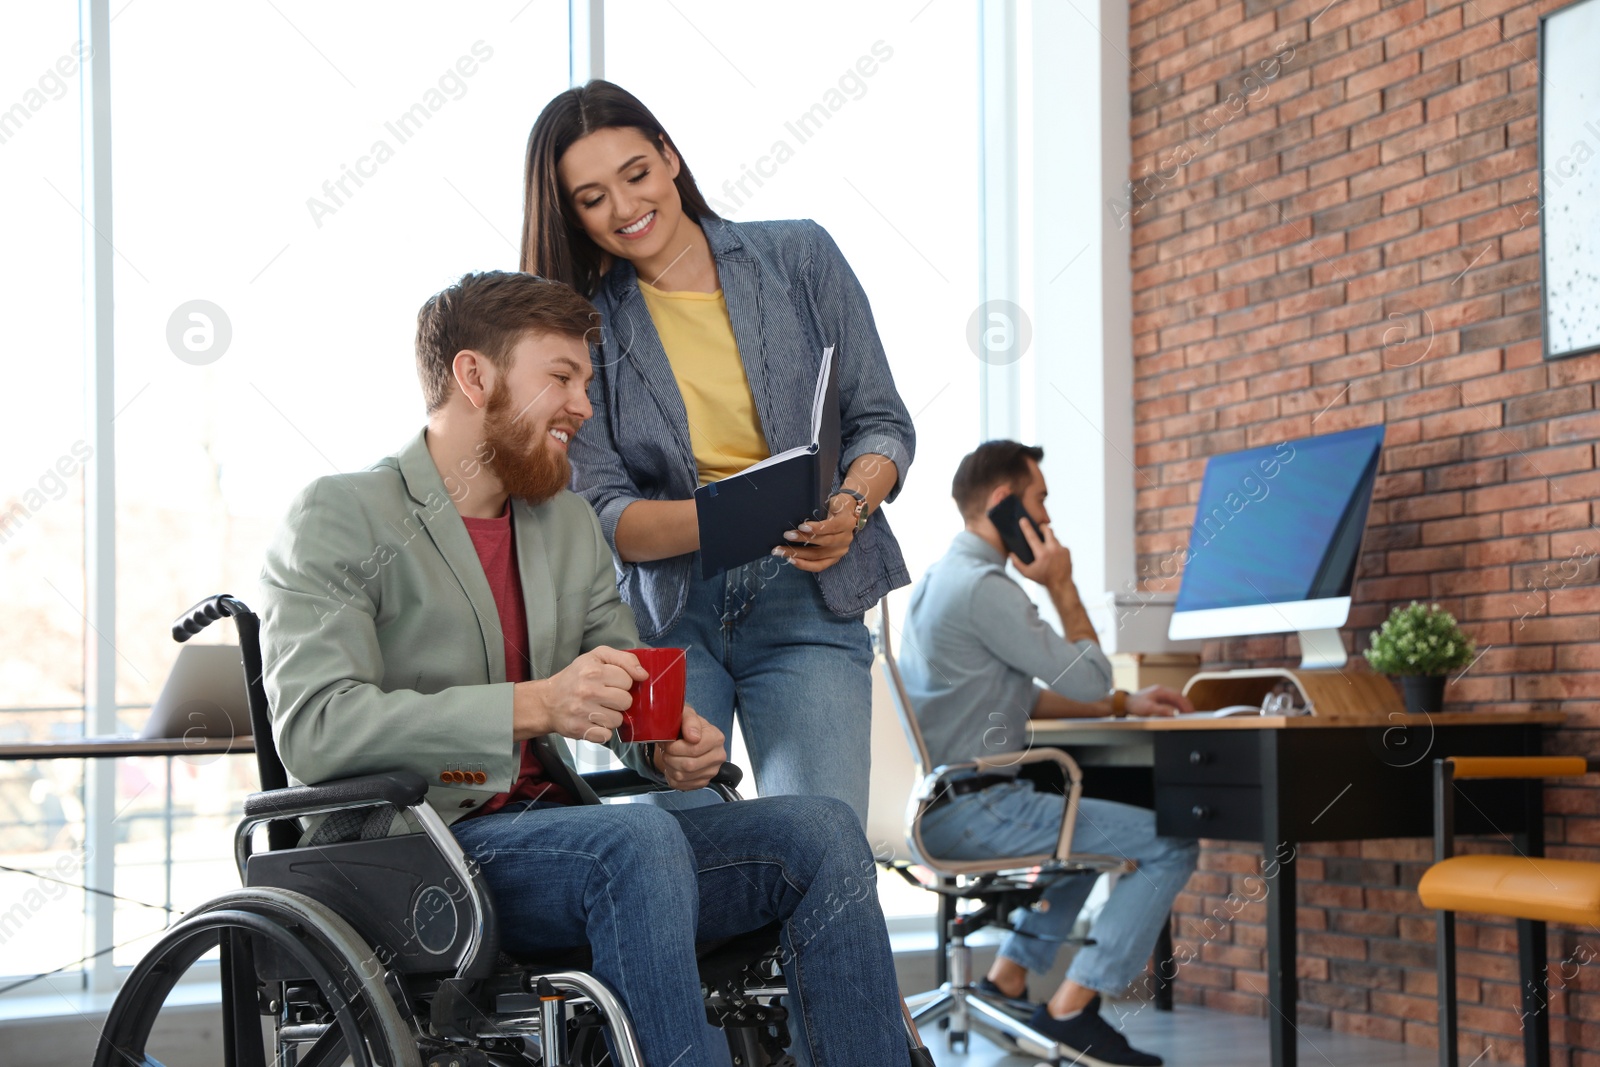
[772,454,897,573]
[776,493,861,573]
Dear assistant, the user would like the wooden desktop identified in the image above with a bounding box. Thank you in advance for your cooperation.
[1029,701,1563,1067]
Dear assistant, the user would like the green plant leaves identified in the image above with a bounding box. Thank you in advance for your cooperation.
[1363,601,1476,677]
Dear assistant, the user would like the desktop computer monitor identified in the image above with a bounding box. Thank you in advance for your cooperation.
[1166,425,1386,669]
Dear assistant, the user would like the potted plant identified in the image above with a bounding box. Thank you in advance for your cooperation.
[1364,602,1476,714]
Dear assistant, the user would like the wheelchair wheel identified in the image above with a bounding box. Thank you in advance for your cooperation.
[95,886,422,1067]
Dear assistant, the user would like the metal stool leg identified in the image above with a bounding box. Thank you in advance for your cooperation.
[1436,907,1457,1067]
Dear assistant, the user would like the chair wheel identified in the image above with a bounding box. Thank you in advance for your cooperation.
[93,887,421,1067]
[947,1030,968,1053]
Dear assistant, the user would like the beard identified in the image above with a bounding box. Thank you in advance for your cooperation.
[481,378,572,505]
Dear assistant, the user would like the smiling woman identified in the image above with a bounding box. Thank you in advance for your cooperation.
[520,79,917,827]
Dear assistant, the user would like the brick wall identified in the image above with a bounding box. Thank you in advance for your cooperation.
[1126,0,1600,1058]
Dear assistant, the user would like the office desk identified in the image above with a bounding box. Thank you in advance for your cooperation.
[1028,711,1563,1067]
[0,736,254,760]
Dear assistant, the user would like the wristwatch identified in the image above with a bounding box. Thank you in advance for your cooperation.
[836,487,870,531]
[1111,690,1130,718]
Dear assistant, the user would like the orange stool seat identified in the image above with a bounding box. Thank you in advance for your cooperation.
[1419,854,1600,927]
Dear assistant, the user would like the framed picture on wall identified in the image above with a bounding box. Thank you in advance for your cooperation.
[1540,0,1600,360]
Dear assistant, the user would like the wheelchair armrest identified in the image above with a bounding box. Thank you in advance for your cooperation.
[582,761,744,798]
[583,767,665,796]
[243,771,429,819]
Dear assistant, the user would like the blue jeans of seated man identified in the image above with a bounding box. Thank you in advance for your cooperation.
[916,782,1199,994]
[450,793,909,1067]
[658,557,874,826]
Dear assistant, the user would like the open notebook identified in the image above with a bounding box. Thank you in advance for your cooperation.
[693,346,840,578]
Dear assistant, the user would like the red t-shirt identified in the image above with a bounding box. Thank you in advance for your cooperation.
[460,505,572,813]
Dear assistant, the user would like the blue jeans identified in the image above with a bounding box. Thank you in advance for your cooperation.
[450,793,910,1067]
[917,782,1198,994]
[659,558,874,825]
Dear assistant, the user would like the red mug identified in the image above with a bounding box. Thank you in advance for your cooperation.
[620,648,687,743]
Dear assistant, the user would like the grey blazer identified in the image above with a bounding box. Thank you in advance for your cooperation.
[258,429,659,827]
[570,216,916,640]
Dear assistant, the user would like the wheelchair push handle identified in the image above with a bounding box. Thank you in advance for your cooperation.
[169,593,294,811]
[172,594,253,642]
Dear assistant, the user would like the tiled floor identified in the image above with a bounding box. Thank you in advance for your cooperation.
[916,1002,1437,1067]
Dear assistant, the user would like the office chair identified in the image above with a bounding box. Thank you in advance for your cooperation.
[1418,755,1600,1067]
[96,594,926,1067]
[871,600,1131,1062]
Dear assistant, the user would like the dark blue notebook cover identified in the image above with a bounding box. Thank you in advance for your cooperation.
[693,347,840,579]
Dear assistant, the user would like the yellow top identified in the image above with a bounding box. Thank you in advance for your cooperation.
[638,280,769,484]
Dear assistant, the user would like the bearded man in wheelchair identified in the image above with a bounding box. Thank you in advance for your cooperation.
[100,271,922,1067]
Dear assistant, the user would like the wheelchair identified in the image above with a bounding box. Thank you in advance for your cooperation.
[94,595,928,1067]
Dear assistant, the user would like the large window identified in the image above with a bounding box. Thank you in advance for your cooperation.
[109,0,571,719]
[0,3,92,992]
[101,0,572,970]
[1,0,573,995]
[1,0,984,999]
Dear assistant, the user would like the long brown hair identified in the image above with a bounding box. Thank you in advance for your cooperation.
[521,80,719,297]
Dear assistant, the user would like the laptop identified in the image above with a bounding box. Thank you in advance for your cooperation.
[139,643,253,739]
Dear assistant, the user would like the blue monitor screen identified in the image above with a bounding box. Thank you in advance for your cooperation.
[1172,426,1385,612]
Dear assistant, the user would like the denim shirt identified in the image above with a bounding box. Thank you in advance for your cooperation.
[569,215,915,640]
[901,532,1114,769]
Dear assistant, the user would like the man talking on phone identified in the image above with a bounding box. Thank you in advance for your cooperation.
[898,440,1198,1066]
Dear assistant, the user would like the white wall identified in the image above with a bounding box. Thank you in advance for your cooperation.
[996,0,1136,626]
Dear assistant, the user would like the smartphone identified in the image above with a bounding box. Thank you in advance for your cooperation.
[986,494,1039,564]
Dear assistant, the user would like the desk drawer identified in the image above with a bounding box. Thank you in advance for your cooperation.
[1155,784,1262,840]
[1153,731,1261,787]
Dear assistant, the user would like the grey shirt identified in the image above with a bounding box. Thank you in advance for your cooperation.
[900,532,1114,769]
